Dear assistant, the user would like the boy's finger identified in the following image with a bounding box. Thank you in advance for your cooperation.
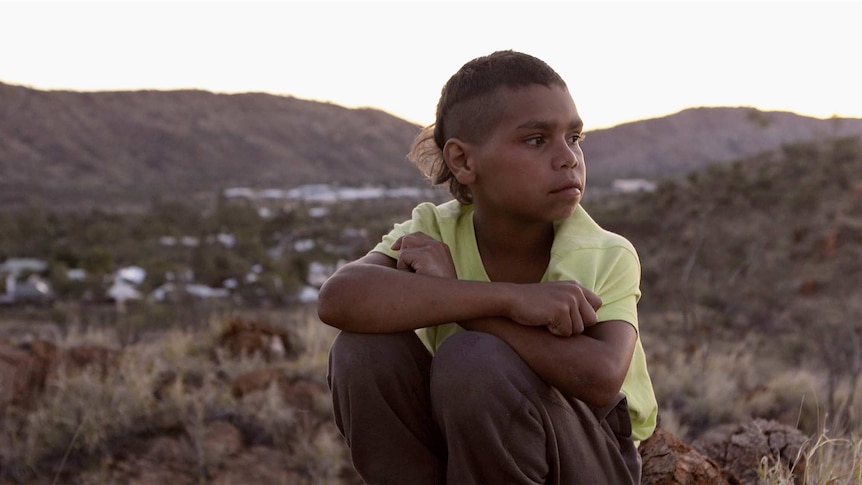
[583,288,603,311]
[548,319,573,337]
[395,251,415,272]
[579,303,598,328]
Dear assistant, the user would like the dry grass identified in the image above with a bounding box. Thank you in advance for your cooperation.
[2,305,861,483]
[0,306,350,483]
[641,309,858,438]
[758,430,862,484]
[641,308,862,483]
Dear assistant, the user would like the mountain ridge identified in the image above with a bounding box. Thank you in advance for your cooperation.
[2,81,861,210]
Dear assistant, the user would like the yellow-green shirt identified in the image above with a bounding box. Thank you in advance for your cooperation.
[372,200,658,441]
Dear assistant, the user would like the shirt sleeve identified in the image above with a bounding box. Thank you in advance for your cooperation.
[549,243,641,329]
[372,219,412,260]
[593,245,641,329]
[371,202,446,260]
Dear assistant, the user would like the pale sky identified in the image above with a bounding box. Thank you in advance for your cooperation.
[2,1,861,130]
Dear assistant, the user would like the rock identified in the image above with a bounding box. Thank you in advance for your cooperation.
[57,344,122,378]
[279,377,328,413]
[692,419,807,485]
[217,317,297,361]
[0,339,123,410]
[210,446,305,485]
[0,341,52,408]
[640,427,741,485]
[230,367,286,398]
[231,367,327,412]
[201,420,244,466]
[151,369,208,400]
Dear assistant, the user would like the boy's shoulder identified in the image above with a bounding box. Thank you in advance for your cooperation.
[554,206,638,256]
[411,199,466,220]
[405,200,471,235]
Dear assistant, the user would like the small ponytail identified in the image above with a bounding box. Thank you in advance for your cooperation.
[407,125,473,204]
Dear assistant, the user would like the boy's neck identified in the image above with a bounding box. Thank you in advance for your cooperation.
[473,211,554,283]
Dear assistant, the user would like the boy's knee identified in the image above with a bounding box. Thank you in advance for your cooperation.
[433,331,521,377]
[329,331,431,385]
[430,332,527,408]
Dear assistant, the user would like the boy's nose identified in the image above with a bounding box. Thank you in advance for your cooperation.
[554,142,580,170]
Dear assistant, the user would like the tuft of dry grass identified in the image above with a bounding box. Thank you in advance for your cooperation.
[758,430,862,484]
[641,310,858,441]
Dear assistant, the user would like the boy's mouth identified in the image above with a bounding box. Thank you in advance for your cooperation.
[550,181,583,196]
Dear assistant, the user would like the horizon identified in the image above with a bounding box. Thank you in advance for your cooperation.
[2,2,861,130]
[2,78,857,131]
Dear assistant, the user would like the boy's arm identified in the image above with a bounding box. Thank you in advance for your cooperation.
[329,231,635,408]
[460,316,637,408]
[317,232,600,337]
[317,250,499,333]
[317,232,632,406]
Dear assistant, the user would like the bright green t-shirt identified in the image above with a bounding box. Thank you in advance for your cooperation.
[372,200,658,441]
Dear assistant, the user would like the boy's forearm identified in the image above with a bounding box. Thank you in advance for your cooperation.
[317,262,516,333]
[460,317,635,407]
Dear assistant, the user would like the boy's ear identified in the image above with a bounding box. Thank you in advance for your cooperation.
[442,139,477,185]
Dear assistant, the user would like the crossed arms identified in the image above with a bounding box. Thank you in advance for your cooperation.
[317,232,637,408]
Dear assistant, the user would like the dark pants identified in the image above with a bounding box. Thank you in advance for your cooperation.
[327,330,641,485]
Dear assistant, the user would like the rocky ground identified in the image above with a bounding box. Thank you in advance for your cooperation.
[0,314,810,484]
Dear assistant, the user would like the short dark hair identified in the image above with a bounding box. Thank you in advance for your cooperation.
[408,50,568,204]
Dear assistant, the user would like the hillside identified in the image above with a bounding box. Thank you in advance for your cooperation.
[575,136,862,457]
[590,135,862,320]
[0,82,424,209]
[583,106,862,186]
[2,137,861,483]
[2,81,862,210]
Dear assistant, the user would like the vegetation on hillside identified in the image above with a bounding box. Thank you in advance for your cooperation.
[0,82,425,210]
[588,136,862,439]
[2,136,862,483]
[5,81,862,211]
[0,191,446,315]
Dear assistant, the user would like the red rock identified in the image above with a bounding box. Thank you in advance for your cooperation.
[640,427,742,485]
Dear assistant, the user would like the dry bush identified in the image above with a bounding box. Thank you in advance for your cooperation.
[0,307,353,484]
[641,312,840,440]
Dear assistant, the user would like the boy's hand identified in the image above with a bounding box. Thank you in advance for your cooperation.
[390,232,457,279]
[508,282,602,337]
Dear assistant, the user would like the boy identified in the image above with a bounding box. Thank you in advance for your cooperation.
[318,50,657,484]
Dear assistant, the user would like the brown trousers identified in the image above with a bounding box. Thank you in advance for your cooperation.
[327,330,641,485]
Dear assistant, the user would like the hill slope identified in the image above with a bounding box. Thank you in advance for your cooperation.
[586,135,862,437]
[589,136,862,326]
[0,82,424,209]
[2,82,862,209]
[583,107,862,186]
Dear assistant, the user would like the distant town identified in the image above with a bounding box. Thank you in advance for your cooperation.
[0,181,654,312]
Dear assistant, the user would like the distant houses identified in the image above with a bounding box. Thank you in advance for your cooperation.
[0,254,338,308]
[0,258,47,276]
[105,265,147,305]
[0,183,431,309]
[223,183,441,218]
[0,258,55,305]
[224,184,431,204]
[612,179,658,193]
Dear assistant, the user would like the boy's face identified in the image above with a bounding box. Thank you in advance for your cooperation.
[468,84,586,223]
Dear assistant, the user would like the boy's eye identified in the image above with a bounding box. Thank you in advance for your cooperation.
[568,133,586,145]
[525,136,546,146]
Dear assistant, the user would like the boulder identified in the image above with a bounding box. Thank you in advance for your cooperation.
[640,427,741,485]
[0,342,51,408]
[0,339,122,410]
[692,419,807,485]
[217,318,296,361]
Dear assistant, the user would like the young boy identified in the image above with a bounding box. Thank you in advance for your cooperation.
[318,50,657,485]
